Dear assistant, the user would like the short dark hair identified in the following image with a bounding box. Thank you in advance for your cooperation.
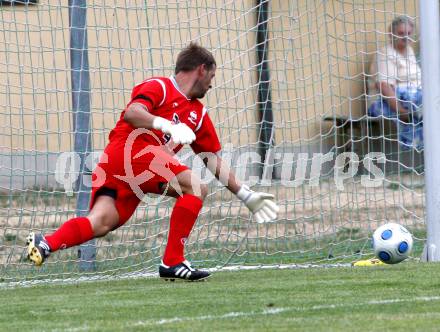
[175,43,216,74]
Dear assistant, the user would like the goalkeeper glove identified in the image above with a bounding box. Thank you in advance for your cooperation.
[153,117,196,145]
[237,185,280,223]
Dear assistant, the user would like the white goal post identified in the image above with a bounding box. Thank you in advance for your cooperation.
[419,0,440,261]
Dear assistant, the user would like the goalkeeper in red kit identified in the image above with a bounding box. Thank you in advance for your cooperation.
[26,43,279,281]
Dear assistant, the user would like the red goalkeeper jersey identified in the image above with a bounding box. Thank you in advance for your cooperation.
[109,76,221,155]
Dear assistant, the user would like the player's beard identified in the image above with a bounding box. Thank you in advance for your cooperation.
[192,80,209,99]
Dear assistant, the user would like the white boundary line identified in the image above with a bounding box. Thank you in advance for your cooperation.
[130,296,440,327]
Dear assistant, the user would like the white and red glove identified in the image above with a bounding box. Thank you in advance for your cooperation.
[237,185,280,223]
[153,117,196,145]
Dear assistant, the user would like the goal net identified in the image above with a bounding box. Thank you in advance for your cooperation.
[0,0,425,285]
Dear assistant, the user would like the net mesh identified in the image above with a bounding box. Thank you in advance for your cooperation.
[0,0,425,284]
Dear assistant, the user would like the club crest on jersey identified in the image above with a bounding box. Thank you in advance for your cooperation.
[188,111,197,125]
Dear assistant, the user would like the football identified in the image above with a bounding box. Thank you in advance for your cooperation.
[372,223,413,264]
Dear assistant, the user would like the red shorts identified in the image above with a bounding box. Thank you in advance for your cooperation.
[90,142,188,226]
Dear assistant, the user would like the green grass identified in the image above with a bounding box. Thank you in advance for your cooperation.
[2,263,440,331]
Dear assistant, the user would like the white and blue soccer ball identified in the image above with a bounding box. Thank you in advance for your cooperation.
[372,223,413,264]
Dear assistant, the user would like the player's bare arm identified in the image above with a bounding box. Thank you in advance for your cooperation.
[123,102,156,129]
[203,153,279,223]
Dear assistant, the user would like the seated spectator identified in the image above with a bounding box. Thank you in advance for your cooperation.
[368,15,423,151]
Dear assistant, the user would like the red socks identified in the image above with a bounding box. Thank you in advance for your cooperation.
[45,217,94,252]
[163,194,203,266]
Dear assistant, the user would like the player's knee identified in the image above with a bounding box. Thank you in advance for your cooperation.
[89,214,118,237]
[89,211,119,237]
[88,197,119,237]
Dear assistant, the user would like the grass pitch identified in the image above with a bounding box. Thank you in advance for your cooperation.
[1,262,440,332]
